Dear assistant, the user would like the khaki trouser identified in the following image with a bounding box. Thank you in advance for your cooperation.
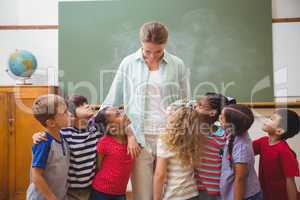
[67,187,91,200]
[131,135,159,200]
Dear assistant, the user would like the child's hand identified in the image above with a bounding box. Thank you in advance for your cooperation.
[48,196,59,200]
[127,135,141,158]
[32,132,48,144]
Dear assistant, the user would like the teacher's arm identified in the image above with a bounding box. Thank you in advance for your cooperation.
[100,62,125,109]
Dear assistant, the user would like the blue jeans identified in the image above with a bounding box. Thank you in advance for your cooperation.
[244,191,263,200]
[90,190,126,200]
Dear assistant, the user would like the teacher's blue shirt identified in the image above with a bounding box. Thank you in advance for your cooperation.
[101,49,190,146]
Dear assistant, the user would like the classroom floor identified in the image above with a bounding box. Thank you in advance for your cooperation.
[126,192,132,200]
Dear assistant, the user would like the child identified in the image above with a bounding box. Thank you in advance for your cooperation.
[33,95,103,200]
[91,106,133,200]
[219,104,262,200]
[153,101,207,200]
[253,109,300,200]
[26,94,70,200]
[194,93,235,200]
[62,95,102,199]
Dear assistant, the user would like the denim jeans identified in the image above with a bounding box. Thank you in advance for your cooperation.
[244,191,263,200]
[90,190,126,200]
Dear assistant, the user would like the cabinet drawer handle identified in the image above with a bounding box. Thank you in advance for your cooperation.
[8,118,15,135]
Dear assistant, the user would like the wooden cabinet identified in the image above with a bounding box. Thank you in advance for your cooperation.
[0,86,58,200]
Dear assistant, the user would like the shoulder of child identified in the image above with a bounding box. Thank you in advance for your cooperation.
[157,137,174,159]
[32,138,52,151]
[98,135,113,144]
[278,140,297,157]
[232,135,253,163]
[60,127,77,137]
[32,134,53,168]
[253,136,269,144]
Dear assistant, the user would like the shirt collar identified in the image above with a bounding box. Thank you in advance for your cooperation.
[135,48,169,64]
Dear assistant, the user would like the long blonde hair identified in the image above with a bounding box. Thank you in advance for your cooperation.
[162,101,207,167]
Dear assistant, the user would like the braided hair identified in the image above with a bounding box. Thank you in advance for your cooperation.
[222,104,254,167]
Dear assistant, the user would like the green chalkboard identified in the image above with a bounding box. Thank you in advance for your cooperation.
[59,0,273,103]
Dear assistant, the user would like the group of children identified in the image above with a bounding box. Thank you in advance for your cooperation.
[26,92,299,200]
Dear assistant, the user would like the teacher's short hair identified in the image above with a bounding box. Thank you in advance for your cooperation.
[139,21,168,44]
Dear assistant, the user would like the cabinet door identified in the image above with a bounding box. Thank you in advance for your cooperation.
[9,95,45,200]
[0,93,9,200]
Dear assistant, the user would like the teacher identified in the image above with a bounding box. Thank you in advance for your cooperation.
[101,21,190,200]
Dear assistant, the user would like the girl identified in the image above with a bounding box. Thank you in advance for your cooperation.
[219,104,262,200]
[91,106,132,200]
[153,101,207,200]
[194,93,235,200]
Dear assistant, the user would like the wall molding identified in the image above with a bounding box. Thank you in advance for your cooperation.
[272,18,300,23]
[0,25,58,30]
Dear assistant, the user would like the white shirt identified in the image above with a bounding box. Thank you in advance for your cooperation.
[143,70,167,135]
[157,138,199,200]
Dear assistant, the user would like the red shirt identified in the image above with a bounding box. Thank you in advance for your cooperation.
[92,135,133,195]
[253,136,300,200]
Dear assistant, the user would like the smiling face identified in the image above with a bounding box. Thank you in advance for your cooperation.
[105,107,130,136]
[141,42,165,64]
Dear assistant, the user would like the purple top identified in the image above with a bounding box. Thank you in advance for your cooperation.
[220,133,261,200]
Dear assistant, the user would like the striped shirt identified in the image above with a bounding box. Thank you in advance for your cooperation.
[157,138,199,200]
[194,128,226,196]
[61,127,102,188]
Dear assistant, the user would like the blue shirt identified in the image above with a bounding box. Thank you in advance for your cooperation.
[27,132,69,200]
[101,49,190,146]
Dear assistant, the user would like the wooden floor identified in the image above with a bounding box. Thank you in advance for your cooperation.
[126,192,132,200]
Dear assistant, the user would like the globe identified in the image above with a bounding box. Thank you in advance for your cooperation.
[8,50,38,79]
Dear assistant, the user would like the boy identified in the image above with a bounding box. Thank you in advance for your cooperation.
[62,95,101,200]
[26,94,70,200]
[33,95,102,200]
[253,109,300,200]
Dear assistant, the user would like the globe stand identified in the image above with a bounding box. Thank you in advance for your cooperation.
[18,78,33,85]
[5,69,33,85]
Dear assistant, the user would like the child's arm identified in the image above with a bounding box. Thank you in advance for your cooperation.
[286,177,298,200]
[96,152,104,169]
[31,167,58,200]
[32,132,48,144]
[153,157,168,200]
[233,163,248,200]
[252,137,262,156]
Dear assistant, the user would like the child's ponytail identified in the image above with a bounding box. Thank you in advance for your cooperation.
[227,133,236,168]
[222,104,254,168]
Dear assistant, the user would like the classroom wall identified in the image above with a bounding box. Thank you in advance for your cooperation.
[272,0,300,100]
[272,0,300,18]
[0,0,58,85]
[1,0,299,97]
